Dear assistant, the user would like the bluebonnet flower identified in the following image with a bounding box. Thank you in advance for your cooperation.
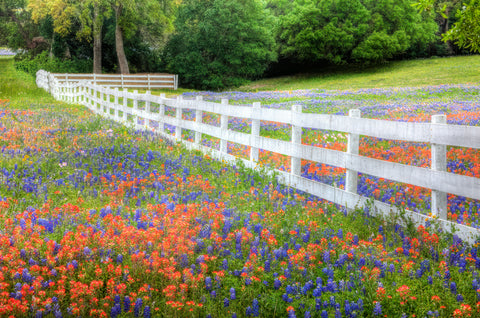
[357,298,364,311]
[22,269,32,283]
[224,298,230,307]
[143,306,151,318]
[205,276,212,290]
[252,298,259,317]
[116,254,123,264]
[111,303,121,318]
[230,287,236,300]
[124,296,131,312]
[134,298,142,317]
[450,281,457,294]
[274,278,282,290]
[373,302,382,316]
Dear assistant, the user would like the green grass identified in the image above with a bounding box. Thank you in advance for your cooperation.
[0,56,58,106]
[239,55,480,91]
[4,54,480,96]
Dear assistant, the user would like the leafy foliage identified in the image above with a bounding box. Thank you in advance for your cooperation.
[14,50,92,75]
[273,0,438,65]
[163,0,277,90]
[443,0,480,52]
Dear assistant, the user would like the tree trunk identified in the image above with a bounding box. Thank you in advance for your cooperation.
[8,12,33,49]
[93,3,102,74]
[442,8,454,55]
[114,5,129,74]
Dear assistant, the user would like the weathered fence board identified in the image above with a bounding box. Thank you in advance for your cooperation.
[37,76,480,243]
[36,70,178,90]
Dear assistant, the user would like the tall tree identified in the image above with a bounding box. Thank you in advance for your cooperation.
[272,0,438,65]
[440,0,480,52]
[111,1,130,73]
[412,0,463,54]
[108,0,177,74]
[28,0,108,73]
[0,0,38,49]
[164,0,277,90]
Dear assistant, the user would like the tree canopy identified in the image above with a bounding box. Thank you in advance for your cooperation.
[442,0,480,52]
[274,0,438,65]
[1,0,477,89]
[163,0,277,89]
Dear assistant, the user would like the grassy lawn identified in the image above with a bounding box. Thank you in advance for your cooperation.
[0,56,58,107]
[239,55,480,91]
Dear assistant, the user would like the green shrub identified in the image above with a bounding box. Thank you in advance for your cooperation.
[163,0,277,90]
[14,50,92,75]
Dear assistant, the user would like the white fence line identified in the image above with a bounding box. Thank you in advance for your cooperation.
[36,70,178,90]
[37,76,480,243]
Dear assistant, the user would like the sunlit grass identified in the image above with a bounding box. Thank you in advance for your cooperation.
[240,55,480,91]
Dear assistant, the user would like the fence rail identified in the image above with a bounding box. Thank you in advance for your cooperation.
[37,74,480,243]
[36,70,178,90]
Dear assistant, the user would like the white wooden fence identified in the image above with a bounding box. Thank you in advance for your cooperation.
[36,70,178,91]
[38,76,480,243]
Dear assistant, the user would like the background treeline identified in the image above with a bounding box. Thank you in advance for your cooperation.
[1,0,479,90]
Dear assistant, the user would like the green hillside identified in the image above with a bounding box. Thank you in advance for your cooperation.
[240,55,480,91]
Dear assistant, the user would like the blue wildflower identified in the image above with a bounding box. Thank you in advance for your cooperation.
[143,306,151,318]
[124,296,131,312]
[205,276,212,290]
[252,298,259,317]
[134,298,142,317]
[373,302,382,316]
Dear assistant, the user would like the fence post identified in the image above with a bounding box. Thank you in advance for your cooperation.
[90,85,94,110]
[114,88,119,120]
[100,88,105,114]
[133,90,139,127]
[121,74,124,88]
[147,75,151,91]
[159,93,165,134]
[106,88,112,117]
[123,89,128,123]
[220,99,229,154]
[74,84,77,103]
[431,114,447,219]
[346,109,361,193]
[291,104,302,176]
[144,91,151,131]
[250,102,261,162]
[195,96,203,144]
[176,95,183,140]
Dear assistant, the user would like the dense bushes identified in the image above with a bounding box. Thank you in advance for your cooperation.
[14,51,92,76]
[163,0,277,90]
[5,0,474,90]
[274,0,438,65]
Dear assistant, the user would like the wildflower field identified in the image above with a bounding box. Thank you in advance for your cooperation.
[1,57,480,318]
